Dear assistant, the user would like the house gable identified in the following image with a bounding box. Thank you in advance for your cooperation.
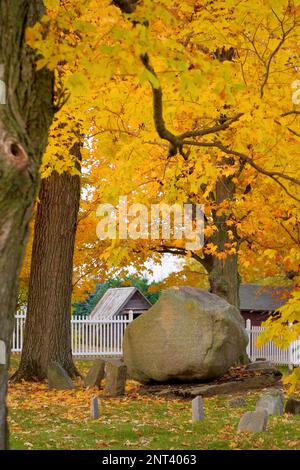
[89,287,151,320]
[123,290,151,311]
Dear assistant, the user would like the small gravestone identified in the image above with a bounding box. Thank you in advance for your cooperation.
[48,362,75,390]
[238,410,268,433]
[192,396,204,422]
[90,395,100,419]
[227,397,247,408]
[105,363,127,397]
[256,389,284,416]
[84,359,105,389]
[285,397,300,415]
[246,360,273,370]
[0,340,6,365]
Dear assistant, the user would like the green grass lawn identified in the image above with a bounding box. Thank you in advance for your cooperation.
[7,356,300,450]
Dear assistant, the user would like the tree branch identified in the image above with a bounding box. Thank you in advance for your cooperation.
[158,244,213,272]
[183,139,300,190]
[140,53,182,156]
[260,20,295,98]
[280,221,300,247]
[179,113,243,139]
[281,110,300,118]
[140,51,300,200]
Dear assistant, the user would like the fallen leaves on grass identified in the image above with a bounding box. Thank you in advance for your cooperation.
[7,362,300,451]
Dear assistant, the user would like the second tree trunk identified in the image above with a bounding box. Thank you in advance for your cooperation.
[13,158,81,381]
[208,175,240,308]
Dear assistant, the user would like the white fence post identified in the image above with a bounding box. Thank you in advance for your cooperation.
[12,313,26,353]
[288,342,293,371]
[288,322,293,371]
[246,318,251,358]
[128,309,134,322]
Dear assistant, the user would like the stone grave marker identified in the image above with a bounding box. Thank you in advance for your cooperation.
[0,340,6,365]
[105,362,127,397]
[246,360,273,370]
[84,359,105,389]
[256,389,284,416]
[285,397,300,415]
[192,396,204,422]
[227,397,247,408]
[48,362,75,390]
[238,410,268,433]
[90,395,100,419]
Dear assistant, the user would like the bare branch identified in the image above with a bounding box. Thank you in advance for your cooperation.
[260,22,295,97]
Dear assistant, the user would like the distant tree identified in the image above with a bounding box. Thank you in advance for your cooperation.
[73,277,161,317]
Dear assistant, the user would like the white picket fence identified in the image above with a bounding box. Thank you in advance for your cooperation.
[12,314,130,357]
[70,315,130,356]
[245,319,300,368]
[12,314,300,366]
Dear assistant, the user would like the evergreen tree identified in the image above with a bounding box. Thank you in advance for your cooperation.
[73,277,161,317]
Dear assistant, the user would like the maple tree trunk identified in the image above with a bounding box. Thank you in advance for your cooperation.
[208,249,240,308]
[208,176,240,308]
[13,157,81,382]
[0,0,54,449]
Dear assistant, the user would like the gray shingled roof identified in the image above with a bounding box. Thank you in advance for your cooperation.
[89,287,150,320]
[239,284,290,311]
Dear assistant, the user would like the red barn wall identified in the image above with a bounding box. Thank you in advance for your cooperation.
[241,310,271,327]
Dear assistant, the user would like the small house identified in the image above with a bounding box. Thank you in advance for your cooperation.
[239,284,290,326]
[89,287,151,320]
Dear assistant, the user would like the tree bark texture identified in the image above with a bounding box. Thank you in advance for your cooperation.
[14,145,81,382]
[0,0,54,449]
[208,176,240,308]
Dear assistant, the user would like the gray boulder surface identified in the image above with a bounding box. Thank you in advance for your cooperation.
[124,287,248,383]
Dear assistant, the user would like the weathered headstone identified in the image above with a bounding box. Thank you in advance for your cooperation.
[0,340,6,365]
[90,395,100,419]
[285,397,300,415]
[238,410,268,433]
[192,396,204,422]
[227,397,247,408]
[48,362,75,390]
[105,363,127,397]
[84,359,105,389]
[246,360,273,370]
[256,389,284,416]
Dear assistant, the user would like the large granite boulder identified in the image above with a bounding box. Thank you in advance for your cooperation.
[123,287,248,383]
